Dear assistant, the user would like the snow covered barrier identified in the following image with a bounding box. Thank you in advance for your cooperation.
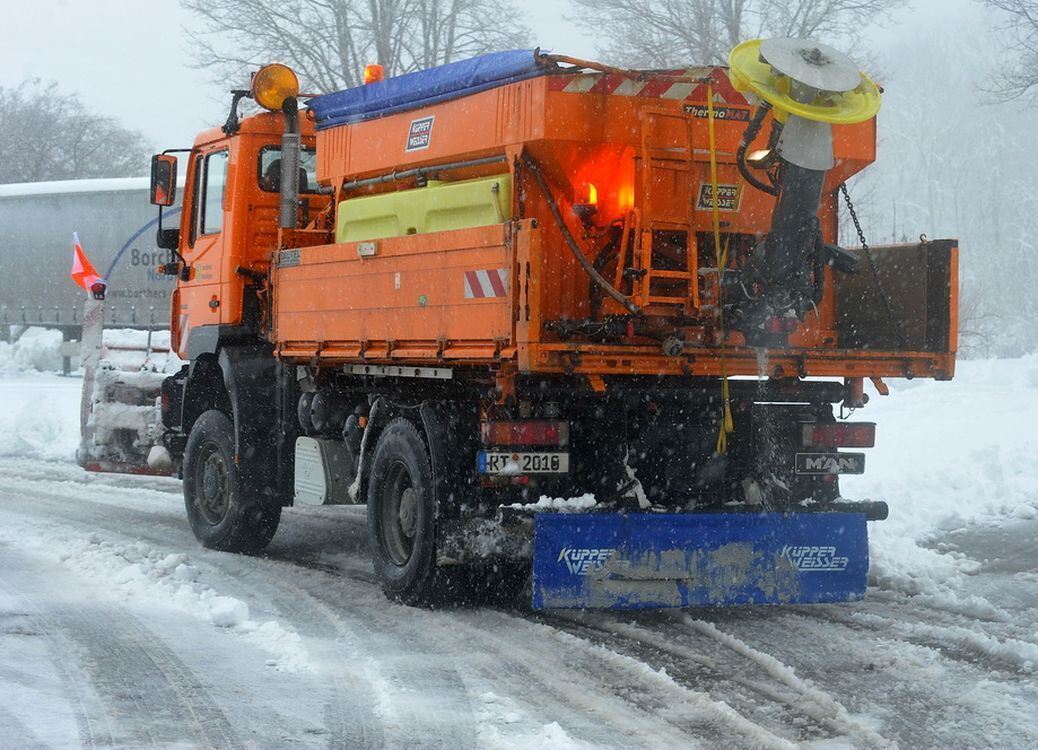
[77,325,184,475]
[0,326,65,374]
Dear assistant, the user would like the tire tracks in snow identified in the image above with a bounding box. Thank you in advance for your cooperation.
[0,463,880,748]
[0,465,753,747]
[8,458,1036,748]
[539,610,891,748]
[706,606,1038,748]
[0,542,243,749]
[0,478,478,749]
[794,597,1038,675]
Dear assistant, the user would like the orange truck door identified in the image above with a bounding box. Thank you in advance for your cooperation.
[175,148,231,358]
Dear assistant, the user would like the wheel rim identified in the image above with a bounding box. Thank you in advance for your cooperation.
[196,442,230,525]
[378,460,418,566]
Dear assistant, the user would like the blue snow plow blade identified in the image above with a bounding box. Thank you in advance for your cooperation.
[531,512,869,610]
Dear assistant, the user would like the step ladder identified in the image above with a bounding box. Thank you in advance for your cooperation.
[635,108,700,314]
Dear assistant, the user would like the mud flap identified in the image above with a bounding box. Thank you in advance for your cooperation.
[531,512,868,610]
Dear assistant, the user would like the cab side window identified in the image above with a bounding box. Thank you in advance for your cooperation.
[198,150,229,237]
[258,146,318,193]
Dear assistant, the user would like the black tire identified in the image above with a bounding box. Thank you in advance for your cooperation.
[183,409,281,553]
[366,417,441,605]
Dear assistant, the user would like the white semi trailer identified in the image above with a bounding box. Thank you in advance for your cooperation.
[0,177,177,341]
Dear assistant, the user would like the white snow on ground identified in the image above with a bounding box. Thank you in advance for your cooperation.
[842,355,1038,607]
[507,493,598,512]
[0,373,81,461]
[0,326,66,374]
[477,691,598,750]
[0,333,309,674]
[0,518,311,674]
[1,332,1037,746]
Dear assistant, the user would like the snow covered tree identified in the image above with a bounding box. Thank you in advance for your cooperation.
[181,0,531,93]
[981,1,1038,100]
[564,0,904,67]
[0,80,151,184]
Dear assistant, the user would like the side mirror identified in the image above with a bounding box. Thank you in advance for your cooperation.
[156,226,180,251]
[150,154,177,206]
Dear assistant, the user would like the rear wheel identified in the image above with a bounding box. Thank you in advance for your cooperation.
[183,410,281,553]
[366,417,441,604]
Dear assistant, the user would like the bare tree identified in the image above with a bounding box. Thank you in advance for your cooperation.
[980,1,1038,100]
[182,0,531,93]
[565,0,904,68]
[0,81,151,184]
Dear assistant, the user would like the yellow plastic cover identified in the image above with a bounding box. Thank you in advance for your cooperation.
[336,174,512,243]
[727,39,881,125]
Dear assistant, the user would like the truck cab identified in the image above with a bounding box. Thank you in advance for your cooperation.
[160,113,326,361]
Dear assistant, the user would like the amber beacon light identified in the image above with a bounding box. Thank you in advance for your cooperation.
[251,63,300,111]
[364,64,385,85]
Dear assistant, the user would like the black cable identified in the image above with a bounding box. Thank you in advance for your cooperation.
[737,103,780,197]
[522,155,641,315]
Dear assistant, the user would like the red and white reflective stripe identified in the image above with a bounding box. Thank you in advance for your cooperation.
[547,67,747,105]
[464,268,508,299]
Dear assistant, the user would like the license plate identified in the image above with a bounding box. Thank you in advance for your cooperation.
[477,451,570,475]
[795,452,865,475]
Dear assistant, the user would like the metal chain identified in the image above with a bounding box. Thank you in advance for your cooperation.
[839,183,905,349]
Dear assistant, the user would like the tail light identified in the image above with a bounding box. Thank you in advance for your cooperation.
[802,422,876,448]
[482,420,569,447]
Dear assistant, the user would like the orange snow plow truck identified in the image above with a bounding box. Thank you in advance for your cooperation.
[149,40,956,609]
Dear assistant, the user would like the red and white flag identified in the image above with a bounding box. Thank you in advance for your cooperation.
[70,232,106,298]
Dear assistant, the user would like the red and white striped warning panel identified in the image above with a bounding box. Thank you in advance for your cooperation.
[464,268,509,299]
[547,66,748,106]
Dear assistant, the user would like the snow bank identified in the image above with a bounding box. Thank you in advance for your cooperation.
[842,355,1038,599]
[0,326,65,373]
[478,687,597,750]
[0,327,184,464]
[0,523,311,673]
[0,374,81,461]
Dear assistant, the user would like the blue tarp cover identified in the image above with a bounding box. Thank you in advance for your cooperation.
[308,49,547,129]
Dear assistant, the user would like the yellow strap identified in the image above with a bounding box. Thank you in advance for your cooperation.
[706,86,734,454]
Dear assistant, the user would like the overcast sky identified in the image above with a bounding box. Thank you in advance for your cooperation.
[0,0,996,164]
[0,0,602,151]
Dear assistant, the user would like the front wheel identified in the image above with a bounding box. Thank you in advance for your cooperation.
[183,409,281,553]
[366,417,441,605]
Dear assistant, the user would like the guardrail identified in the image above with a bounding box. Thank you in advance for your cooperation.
[0,304,166,328]
[1,305,169,375]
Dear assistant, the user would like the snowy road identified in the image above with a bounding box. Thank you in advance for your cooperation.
[2,357,1038,748]
[1,453,1036,749]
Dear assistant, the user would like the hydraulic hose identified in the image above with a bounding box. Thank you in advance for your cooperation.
[737,103,779,197]
[521,155,641,316]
